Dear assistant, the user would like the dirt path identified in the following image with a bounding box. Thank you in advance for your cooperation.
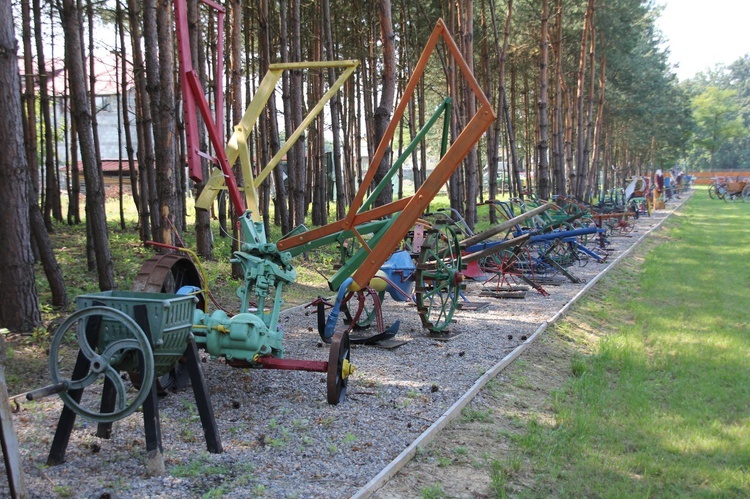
[371,233,660,498]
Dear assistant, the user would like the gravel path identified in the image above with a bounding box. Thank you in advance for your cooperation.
[2,200,682,498]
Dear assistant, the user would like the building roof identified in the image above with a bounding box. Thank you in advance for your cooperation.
[18,51,134,97]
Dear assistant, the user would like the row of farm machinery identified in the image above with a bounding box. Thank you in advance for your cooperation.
[10,0,654,469]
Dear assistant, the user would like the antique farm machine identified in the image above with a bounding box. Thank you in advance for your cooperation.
[25,0,496,463]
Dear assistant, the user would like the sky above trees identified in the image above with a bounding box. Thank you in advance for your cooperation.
[656,0,750,80]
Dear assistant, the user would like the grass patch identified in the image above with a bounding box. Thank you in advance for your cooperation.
[520,192,750,496]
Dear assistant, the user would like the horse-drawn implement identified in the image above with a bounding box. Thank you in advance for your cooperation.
[17,3,500,466]
[709,176,750,202]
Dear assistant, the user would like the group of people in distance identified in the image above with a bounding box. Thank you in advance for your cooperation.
[655,167,686,201]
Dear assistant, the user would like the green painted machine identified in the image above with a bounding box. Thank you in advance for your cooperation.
[26,2,495,465]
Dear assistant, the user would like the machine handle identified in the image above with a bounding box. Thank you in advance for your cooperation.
[25,381,69,401]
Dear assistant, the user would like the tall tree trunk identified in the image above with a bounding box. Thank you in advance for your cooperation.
[143,0,178,245]
[116,0,139,224]
[186,0,213,258]
[537,0,551,199]
[372,0,396,208]
[322,0,346,220]
[142,0,162,242]
[27,0,67,308]
[311,4,327,226]
[448,15,462,214]
[279,0,296,228]
[580,23,597,200]
[0,3,41,332]
[156,0,179,244]
[552,0,566,196]
[127,0,153,241]
[574,0,595,197]
[461,0,478,229]
[33,0,62,227]
[86,0,102,217]
[258,0,288,235]
[229,0,243,277]
[61,0,115,290]
[590,43,606,199]
[287,0,306,227]
[20,0,39,208]
[508,67,522,198]
[68,88,82,224]
[487,0,512,218]
[491,0,521,199]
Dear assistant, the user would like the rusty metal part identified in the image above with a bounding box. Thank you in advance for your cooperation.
[130,254,202,394]
[132,253,202,296]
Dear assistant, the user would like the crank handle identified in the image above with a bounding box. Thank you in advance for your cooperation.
[25,381,69,401]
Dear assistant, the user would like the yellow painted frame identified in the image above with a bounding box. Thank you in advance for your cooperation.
[196,60,359,221]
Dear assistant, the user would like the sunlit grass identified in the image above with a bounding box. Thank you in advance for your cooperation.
[518,191,750,496]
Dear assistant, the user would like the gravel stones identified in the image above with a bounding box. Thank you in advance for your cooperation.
[2,206,675,498]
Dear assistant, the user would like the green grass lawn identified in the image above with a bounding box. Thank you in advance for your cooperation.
[514,191,750,497]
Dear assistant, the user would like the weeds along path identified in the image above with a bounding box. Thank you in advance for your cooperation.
[365,194,692,498]
[4,193,690,498]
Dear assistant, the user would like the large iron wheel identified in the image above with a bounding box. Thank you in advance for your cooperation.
[131,253,202,393]
[49,307,155,423]
[742,185,750,203]
[415,225,464,333]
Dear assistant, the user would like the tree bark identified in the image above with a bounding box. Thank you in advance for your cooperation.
[462,0,478,229]
[155,0,179,245]
[127,0,153,241]
[0,2,41,332]
[372,0,396,208]
[185,0,214,259]
[61,0,115,290]
[590,43,606,199]
[288,0,307,227]
[574,0,594,197]
[142,0,163,242]
[552,0,566,196]
[117,0,140,227]
[322,0,346,220]
[537,0,551,199]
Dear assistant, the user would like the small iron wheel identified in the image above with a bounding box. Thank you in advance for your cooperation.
[415,225,464,332]
[327,330,353,405]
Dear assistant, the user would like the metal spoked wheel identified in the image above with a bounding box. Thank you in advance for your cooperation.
[341,289,380,330]
[708,183,717,199]
[742,185,750,203]
[327,330,352,405]
[717,184,729,202]
[49,306,155,423]
[415,225,464,333]
[131,253,202,393]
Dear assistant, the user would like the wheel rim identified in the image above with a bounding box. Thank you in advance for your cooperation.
[415,225,463,332]
[49,306,154,423]
[327,330,351,405]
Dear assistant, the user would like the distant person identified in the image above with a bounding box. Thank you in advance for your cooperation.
[664,170,672,200]
[654,169,664,209]
[655,169,664,194]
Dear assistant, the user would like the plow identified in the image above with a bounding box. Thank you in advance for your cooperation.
[11,0,623,471]
[14,1,503,466]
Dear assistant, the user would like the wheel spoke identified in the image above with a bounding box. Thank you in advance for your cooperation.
[48,306,155,423]
[104,366,129,413]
